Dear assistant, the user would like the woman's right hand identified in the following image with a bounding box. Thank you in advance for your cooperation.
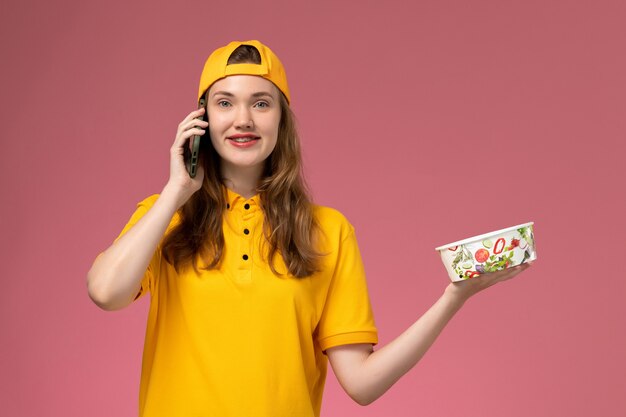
[164,107,209,209]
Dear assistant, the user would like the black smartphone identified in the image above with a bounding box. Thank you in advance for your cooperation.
[184,97,207,178]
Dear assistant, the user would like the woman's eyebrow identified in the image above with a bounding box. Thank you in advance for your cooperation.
[212,91,275,99]
[251,92,275,99]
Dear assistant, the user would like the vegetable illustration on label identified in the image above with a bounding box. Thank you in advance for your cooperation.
[451,246,473,270]
[493,238,506,254]
[482,251,515,272]
[475,248,490,263]
[517,226,535,250]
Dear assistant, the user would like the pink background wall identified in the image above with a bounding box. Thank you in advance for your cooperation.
[2,0,625,415]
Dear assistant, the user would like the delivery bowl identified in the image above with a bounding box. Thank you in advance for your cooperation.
[435,222,537,282]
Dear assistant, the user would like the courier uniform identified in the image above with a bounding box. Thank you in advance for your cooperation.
[111,188,378,417]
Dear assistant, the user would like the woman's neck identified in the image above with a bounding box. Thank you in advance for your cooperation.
[220,162,264,199]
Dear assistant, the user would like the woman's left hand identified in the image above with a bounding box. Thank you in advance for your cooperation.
[444,261,534,303]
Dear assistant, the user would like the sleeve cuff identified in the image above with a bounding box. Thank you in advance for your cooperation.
[319,330,378,353]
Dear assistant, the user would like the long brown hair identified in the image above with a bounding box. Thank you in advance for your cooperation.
[161,45,321,278]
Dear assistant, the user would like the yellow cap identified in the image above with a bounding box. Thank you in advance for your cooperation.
[197,40,291,105]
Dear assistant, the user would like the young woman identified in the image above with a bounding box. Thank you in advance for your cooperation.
[87,40,532,417]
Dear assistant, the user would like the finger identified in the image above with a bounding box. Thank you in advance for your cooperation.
[173,128,205,151]
[176,110,206,135]
[179,107,205,124]
[503,263,531,274]
[498,263,531,281]
[181,118,209,133]
[175,126,206,142]
[177,116,208,141]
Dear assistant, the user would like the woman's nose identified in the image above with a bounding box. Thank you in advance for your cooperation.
[234,106,254,129]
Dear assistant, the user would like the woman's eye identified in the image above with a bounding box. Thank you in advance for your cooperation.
[254,101,269,108]
[217,101,231,107]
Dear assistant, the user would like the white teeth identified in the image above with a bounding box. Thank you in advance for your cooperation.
[231,137,256,143]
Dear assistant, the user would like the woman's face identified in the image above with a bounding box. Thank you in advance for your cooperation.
[206,75,281,174]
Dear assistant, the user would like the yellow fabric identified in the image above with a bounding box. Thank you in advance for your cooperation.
[111,188,378,417]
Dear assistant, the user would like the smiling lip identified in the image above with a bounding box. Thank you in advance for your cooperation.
[227,133,260,148]
[228,134,260,139]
